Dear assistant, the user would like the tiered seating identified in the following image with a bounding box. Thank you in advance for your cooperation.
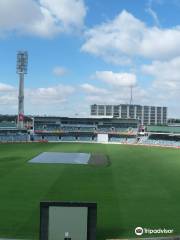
[138,136,148,143]
[147,125,180,134]
[109,137,136,143]
[60,136,76,141]
[34,123,138,135]
[61,126,79,131]
[33,135,43,141]
[13,134,28,141]
[79,127,95,132]
[97,127,111,133]
[0,135,13,142]
[109,137,121,142]
[78,136,94,141]
[45,136,59,141]
[139,138,180,147]
[0,122,16,129]
[0,134,28,142]
[126,138,136,144]
[110,127,138,134]
[34,124,60,132]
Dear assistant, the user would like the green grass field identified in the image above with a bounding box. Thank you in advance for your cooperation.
[0,142,180,239]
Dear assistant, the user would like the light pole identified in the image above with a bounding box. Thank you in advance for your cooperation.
[16,51,28,129]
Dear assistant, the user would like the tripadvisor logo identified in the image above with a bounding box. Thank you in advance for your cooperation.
[135,227,174,236]
[135,227,143,236]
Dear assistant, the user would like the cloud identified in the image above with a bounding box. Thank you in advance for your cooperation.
[0,0,87,38]
[80,83,109,94]
[83,85,147,105]
[53,66,67,77]
[26,84,75,104]
[0,94,17,106]
[140,57,180,117]
[82,10,180,64]
[0,84,17,111]
[26,84,76,116]
[40,0,86,30]
[0,82,75,114]
[80,72,145,106]
[146,0,160,26]
[92,71,137,87]
[80,72,139,107]
[0,83,16,92]
[146,7,160,26]
[142,57,180,90]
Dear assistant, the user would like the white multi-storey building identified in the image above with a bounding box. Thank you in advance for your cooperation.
[91,104,168,125]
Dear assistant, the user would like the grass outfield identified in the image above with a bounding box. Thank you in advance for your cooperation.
[0,142,180,239]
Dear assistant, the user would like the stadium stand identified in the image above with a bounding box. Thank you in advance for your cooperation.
[139,138,180,147]
[0,133,28,142]
[79,126,96,132]
[0,115,180,147]
[30,116,139,142]
[0,111,177,148]
[44,135,59,141]
[33,135,43,141]
[61,136,76,141]
[0,121,16,129]
[138,130,180,147]
[147,125,180,134]
[109,136,137,143]
[3,115,179,147]
[78,136,95,141]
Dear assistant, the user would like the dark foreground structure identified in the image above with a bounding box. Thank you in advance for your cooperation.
[40,202,97,240]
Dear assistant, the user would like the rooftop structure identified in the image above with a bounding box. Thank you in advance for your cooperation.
[91,104,167,126]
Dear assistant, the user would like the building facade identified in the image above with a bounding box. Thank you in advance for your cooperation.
[91,104,168,125]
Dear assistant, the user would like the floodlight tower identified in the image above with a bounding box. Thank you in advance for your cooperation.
[16,51,28,129]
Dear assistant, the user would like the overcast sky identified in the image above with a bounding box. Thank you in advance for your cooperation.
[0,0,180,117]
